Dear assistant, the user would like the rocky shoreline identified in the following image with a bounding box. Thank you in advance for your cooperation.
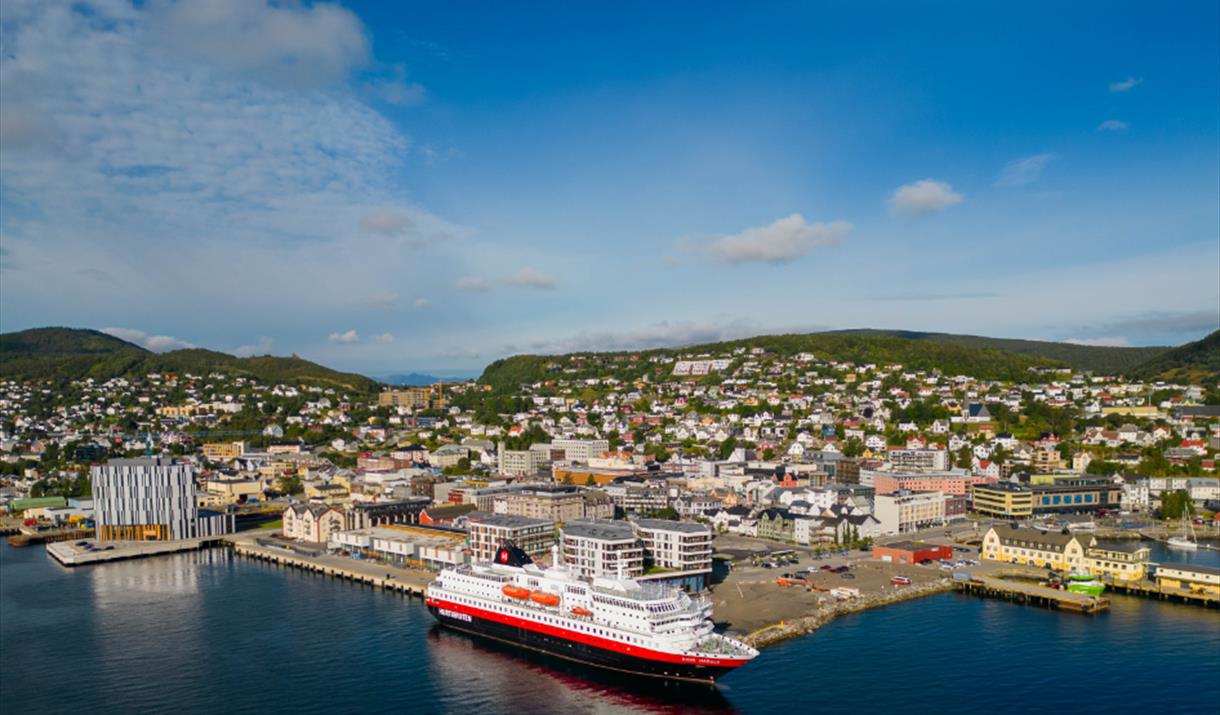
[742,578,955,649]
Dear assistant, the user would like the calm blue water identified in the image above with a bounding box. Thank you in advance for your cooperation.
[1,541,1217,715]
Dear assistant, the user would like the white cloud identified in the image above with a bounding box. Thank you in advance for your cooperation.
[1109,77,1143,93]
[455,276,491,291]
[359,210,413,236]
[1097,119,1129,132]
[888,179,964,217]
[413,297,432,309]
[702,214,851,265]
[147,0,371,88]
[372,332,395,344]
[504,267,558,290]
[1063,337,1132,347]
[101,327,193,352]
[995,153,1055,187]
[328,329,360,344]
[232,336,274,357]
[0,0,468,340]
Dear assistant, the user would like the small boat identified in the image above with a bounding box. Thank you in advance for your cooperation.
[891,576,912,585]
[529,590,560,607]
[1167,536,1199,551]
[570,606,591,617]
[1065,572,1105,597]
[502,584,531,599]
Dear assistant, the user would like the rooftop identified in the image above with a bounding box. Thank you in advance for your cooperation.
[562,519,637,542]
[466,512,555,529]
[633,518,711,534]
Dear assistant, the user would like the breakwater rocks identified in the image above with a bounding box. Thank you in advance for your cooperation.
[743,578,955,649]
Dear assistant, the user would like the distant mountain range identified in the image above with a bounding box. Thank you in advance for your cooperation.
[2,326,1215,393]
[0,327,378,392]
[479,328,1220,388]
[379,373,474,386]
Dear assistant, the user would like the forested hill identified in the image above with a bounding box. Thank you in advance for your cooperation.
[0,327,378,392]
[478,330,1219,391]
[478,332,1061,390]
[822,329,1170,374]
[1127,329,1220,384]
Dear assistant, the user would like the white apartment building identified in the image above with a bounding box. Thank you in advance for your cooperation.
[498,446,543,476]
[633,519,713,574]
[465,512,556,561]
[560,520,644,579]
[886,448,950,472]
[550,439,610,463]
[874,490,947,535]
[92,457,233,541]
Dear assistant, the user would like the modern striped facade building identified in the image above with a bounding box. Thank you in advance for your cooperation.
[92,457,233,541]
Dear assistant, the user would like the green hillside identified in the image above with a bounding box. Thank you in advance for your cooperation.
[479,332,1064,391]
[479,329,1220,392]
[1129,329,1220,384]
[0,327,378,392]
[823,329,1169,374]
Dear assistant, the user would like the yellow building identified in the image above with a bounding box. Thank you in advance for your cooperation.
[981,525,1090,571]
[202,441,245,461]
[1083,542,1150,582]
[982,526,1150,581]
[1155,564,1220,596]
[1028,472,1082,486]
[1102,405,1160,418]
[158,405,199,418]
[378,384,447,410]
[305,482,350,503]
[205,477,266,504]
[971,483,1034,517]
[1031,446,1064,472]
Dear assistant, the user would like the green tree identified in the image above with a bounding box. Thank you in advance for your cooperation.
[1160,490,1191,520]
[841,438,864,458]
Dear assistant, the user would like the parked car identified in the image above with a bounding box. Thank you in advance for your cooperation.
[840,573,856,580]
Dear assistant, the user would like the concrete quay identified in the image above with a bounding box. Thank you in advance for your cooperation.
[226,532,433,597]
[47,535,219,565]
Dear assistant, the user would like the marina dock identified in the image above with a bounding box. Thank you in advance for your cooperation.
[229,537,430,597]
[955,575,1110,614]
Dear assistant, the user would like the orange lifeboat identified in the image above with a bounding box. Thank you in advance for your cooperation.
[570,607,591,617]
[502,584,530,599]
[529,590,561,607]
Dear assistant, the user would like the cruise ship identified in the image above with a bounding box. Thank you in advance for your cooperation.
[425,543,758,683]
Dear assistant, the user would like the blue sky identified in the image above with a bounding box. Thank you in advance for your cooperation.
[1,0,1217,375]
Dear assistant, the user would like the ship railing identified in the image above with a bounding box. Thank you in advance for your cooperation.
[690,634,755,658]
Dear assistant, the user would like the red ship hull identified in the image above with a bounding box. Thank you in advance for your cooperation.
[426,596,750,683]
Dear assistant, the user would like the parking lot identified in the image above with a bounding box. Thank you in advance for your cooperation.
[708,533,982,634]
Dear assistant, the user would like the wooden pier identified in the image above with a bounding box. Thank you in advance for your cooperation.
[955,575,1109,614]
[230,541,428,597]
[8,527,93,548]
[1102,578,1219,608]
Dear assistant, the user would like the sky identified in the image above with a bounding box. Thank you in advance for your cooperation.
[1,0,1218,376]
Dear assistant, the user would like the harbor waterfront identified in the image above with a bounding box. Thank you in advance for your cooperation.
[1,540,1217,715]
